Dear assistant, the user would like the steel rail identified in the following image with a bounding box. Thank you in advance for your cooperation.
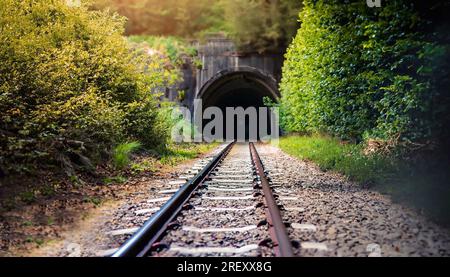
[249,143,294,257]
[112,142,235,257]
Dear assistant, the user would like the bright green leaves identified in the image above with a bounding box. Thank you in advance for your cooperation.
[0,0,180,174]
[280,0,450,145]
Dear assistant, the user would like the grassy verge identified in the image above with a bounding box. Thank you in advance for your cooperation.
[279,135,395,185]
[129,142,220,174]
[279,135,450,226]
[157,143,220,166]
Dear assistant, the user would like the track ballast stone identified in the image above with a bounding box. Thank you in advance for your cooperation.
[156,143,273,257]
[256,143,450,257]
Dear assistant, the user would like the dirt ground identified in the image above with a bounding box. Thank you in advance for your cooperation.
[0,151,209,257]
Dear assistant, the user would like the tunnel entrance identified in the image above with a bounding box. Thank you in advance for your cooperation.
[197,69,279,141]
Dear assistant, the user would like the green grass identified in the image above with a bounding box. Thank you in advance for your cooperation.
[113,141,142,170]
[127,142,219,174]
[40,184,56,197]
[121,142,220,175]
[83,196,102,207]
[25,236,45,246]
[131,159,156,174]
[103,175,128,185]
[157,143,220,166]
[279,135,450,226]
[279,135,395,185]
[19,190,36,204]
[22,220,34,227]
[47,216,55,226]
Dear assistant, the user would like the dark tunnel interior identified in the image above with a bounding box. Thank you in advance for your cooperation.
[200,73,278,141]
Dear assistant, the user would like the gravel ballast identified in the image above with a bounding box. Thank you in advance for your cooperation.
[256,143,450,257]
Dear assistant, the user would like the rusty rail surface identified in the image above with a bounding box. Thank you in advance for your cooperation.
[249,143,294,257]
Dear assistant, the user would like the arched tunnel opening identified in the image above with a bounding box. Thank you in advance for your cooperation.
[198,70,279,141]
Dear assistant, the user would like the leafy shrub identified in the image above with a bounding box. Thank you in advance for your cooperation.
[128,36,198,65]
[280,0,450,146]
[0,0,179,175]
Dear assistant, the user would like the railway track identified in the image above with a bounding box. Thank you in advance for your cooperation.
[75,142,450,258]
[111,142,295,257]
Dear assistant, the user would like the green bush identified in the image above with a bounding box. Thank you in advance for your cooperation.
[280,0,450,145]
[0,0,179,175]
[128,36,198,65]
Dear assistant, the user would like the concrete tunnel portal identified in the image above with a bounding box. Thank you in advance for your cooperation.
[196,68,280,141]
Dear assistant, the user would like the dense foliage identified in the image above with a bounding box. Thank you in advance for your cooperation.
[223,0,302,52]
[280,0,450,146]
[93,0,303,53]
[0,0,179,175]
[128,36,199,66]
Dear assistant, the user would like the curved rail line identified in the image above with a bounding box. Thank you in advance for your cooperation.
[112,142,294,257]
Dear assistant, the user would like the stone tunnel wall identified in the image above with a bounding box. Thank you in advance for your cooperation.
[166,38,284,112]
